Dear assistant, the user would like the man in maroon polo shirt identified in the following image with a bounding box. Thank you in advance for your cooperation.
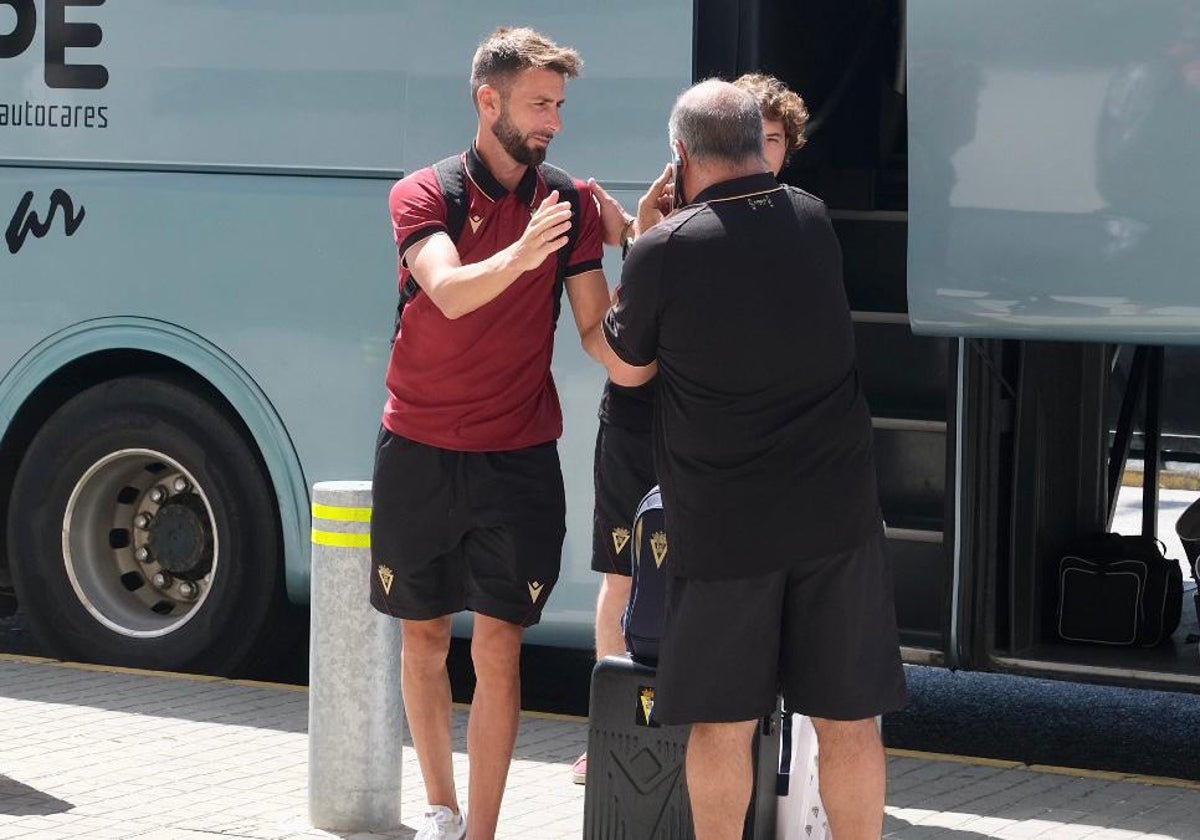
[368,26,612,840]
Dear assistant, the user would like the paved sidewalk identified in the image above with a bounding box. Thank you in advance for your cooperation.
[0,655,1198,840]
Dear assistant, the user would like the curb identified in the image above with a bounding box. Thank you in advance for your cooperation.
[1122,469,1200,492]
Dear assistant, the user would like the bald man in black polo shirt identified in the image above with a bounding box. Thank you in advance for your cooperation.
[594,80,908,840]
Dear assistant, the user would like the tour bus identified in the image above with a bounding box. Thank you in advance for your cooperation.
[2,0,1199,692]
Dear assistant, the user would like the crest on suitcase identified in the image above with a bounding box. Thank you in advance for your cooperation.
[636,686,658,727]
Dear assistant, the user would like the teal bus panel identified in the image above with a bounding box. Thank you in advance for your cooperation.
[0,1,693,655]
[907,0,1200,344]
[0,1,408,172]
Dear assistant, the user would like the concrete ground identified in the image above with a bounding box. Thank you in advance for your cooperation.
[0,655,1198,839]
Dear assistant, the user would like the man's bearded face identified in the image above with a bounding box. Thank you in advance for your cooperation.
[492,97,548,167]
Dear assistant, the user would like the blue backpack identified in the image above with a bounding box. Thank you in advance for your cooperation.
[622,486,669,664]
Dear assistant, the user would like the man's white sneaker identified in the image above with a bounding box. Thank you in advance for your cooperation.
[415,805,466,840]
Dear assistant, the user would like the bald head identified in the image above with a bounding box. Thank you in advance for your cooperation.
[668,79,765,167]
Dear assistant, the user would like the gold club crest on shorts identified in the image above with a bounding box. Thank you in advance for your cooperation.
[611,526,631,555]
[650,531,669,568]
[527,580,544,603]
[637,686,656,727]
[376,565,394,596]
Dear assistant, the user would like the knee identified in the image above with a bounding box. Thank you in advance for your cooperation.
[810,717,881,753]
[599,573,632,603]
[401,620,452,672]
[689,720,757,752]
[470,619,523,680]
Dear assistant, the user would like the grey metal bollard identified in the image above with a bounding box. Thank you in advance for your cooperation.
[308,480,404,831]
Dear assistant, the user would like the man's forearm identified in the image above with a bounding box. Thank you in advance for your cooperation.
[585,325,657,386]
[413,195,571,320]
[423,247,525,320]
[610,358,657,387]
[581,322,614,366]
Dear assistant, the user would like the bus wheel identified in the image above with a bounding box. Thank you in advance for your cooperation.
[7,376,284,675]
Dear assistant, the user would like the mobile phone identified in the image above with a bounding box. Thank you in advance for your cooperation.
[671,152,684,209]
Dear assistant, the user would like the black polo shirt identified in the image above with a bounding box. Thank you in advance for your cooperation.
[603,172,881,580]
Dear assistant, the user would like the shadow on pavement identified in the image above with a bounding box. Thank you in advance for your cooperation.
[884,816,994,838]
[0,658,307,733]
[0,775,73,816]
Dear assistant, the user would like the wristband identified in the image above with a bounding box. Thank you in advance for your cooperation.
[620,217,636,261]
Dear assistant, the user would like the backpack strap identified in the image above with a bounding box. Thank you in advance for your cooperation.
[391,156,467,342]
[538,162,582,326]
[432,154,471,243]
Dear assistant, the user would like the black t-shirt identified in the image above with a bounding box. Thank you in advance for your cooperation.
[603,173,881,580]
[598,380,655,432]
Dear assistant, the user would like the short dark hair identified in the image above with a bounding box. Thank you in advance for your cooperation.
[668,79,764,165]
[470,27,583,109]
[733,73,809,160]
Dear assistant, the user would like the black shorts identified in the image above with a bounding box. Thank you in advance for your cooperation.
[654,529,908,725]
[369,427,566,627]
[591,423,656,576]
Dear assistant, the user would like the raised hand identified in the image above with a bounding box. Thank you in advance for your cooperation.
[637,163,676,237]
[510,189,573,273]
[587,178,635,247]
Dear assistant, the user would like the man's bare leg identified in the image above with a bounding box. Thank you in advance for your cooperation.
[594,572,632,659]
[685,720,757,840]
[466,614,524,840]
[811,717,887,840]
[401,617,459,814]
[572,573,634,782]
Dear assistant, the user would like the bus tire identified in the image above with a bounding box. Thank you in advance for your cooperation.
[7,375,285,675]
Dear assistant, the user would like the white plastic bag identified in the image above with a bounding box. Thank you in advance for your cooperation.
[775,714,828,840]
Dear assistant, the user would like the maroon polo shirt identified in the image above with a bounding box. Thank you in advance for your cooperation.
[383,145,604,452]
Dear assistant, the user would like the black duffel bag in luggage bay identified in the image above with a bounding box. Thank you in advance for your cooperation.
[1056,532,1183,646]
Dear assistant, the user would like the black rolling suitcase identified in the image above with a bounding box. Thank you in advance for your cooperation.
[582,654,780,840]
